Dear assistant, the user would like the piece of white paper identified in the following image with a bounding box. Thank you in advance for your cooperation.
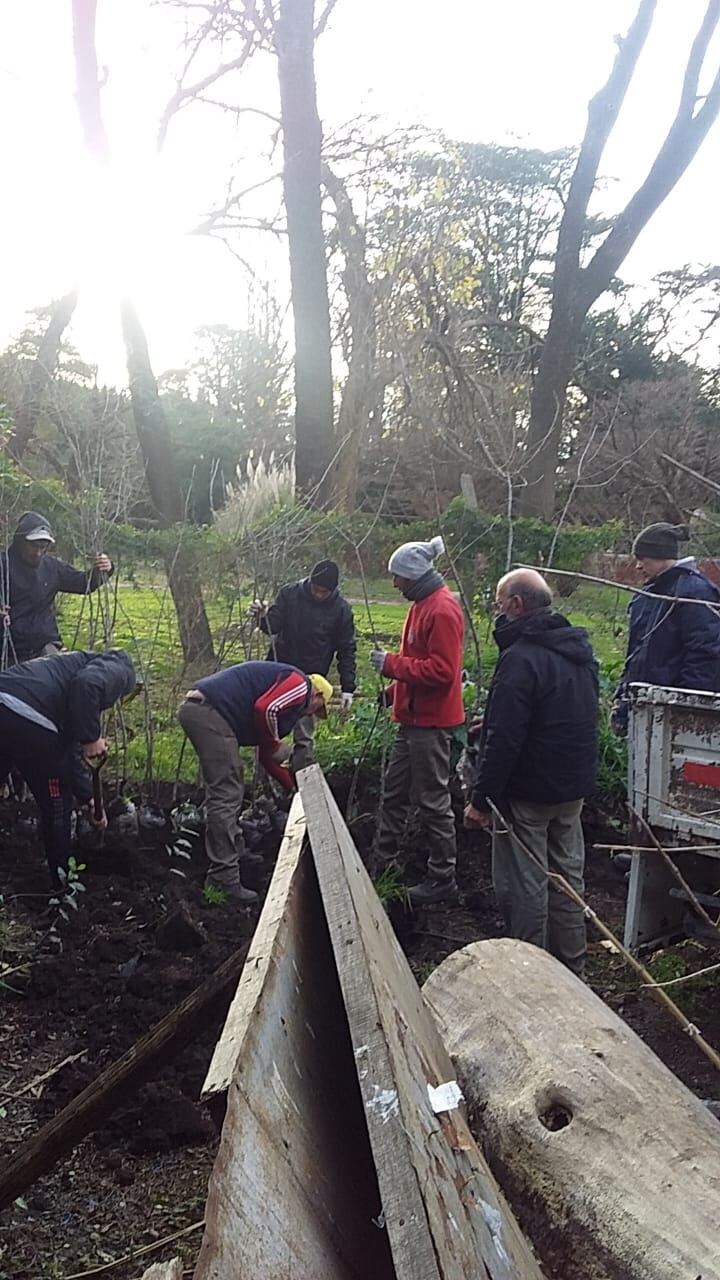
[427,1079,464,1114]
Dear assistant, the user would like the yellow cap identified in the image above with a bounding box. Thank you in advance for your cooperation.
[309,673,333,718]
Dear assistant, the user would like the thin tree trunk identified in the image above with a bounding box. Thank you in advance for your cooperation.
[322,164,377,511]
[518,0,720,520]
[121,301,215,666]
[9,290,79,461]
[275,0,334,503]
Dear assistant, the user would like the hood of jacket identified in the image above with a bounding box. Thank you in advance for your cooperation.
[13,511,53,544]
[495,608,596,666]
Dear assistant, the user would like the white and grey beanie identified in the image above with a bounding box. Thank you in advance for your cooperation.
[388,535,445,581]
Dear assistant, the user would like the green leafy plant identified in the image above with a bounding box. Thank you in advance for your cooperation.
[202,883,229,906]
[373,865,409,909]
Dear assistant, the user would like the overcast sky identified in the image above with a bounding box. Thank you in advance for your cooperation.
[1,0,718,382]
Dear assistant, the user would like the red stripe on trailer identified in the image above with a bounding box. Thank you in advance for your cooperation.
[682,761,720,789]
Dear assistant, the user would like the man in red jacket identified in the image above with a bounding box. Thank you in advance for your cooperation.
[371,535,465,905]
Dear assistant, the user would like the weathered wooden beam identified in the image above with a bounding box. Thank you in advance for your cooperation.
[298,765,542,1280]
[0,941,247,1211]
[424,937,720,1280]
[194,793,394,1279]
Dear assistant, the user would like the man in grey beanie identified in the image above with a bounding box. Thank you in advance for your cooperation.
[371,535,465,905]
[613,522,720,734]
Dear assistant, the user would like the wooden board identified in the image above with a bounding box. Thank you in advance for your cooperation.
[193,793,395,1280]
[298,766,543,1280]
[424,938,720,1280]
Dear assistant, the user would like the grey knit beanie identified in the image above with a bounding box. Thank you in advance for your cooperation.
[632,523,690,559]
[388,535,445,580]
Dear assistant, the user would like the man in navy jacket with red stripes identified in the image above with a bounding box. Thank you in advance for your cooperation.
[178,661,332,904]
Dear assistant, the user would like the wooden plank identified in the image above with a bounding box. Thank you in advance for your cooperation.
[193,792,395,1280]
[202,793,309,1098]
[299,765,543,1280]
[0,943,248,1212]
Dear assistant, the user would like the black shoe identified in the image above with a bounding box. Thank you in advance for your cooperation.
[407,878,459,907]
[225,883,259,905]
[239,850,264,867]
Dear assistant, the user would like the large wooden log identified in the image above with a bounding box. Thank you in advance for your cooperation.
[423,937,720,1280]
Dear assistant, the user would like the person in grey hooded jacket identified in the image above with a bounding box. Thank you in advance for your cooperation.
[1,512,112,664]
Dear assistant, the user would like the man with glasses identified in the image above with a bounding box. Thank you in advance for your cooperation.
[1,512,112,664]
[464,568,598,976]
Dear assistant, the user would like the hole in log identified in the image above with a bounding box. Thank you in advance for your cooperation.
[536,1089,574,1132]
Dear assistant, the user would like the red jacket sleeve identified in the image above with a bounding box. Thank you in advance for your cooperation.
[254,672,308,791]
[383,606,463,687]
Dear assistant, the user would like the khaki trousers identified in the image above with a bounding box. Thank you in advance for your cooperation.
[178,699,245,890]
[376,725,457,882]
[492,797,587,975]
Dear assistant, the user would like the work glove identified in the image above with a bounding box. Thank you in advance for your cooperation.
[370,647,388,676]
[340,692,354,714]
[271,742,292,765]
[247,599,265,624]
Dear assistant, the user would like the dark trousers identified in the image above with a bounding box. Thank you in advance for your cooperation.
[0,705,74,887]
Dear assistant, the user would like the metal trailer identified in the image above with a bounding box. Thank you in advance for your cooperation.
[625,682,720,950]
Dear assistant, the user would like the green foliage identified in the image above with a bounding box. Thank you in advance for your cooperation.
[441,499,623,598]
[203,883,229,906]
[373,865,409,909]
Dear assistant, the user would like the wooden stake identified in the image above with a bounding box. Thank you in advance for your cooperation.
[487,800,720,1076]
[0,945,247,1210]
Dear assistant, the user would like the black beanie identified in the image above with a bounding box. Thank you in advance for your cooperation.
[632,522,690,560]
[309,559,339,591]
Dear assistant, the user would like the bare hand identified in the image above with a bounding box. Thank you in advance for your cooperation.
[248,599,266,625]
[95,553,112,573]
[272,742,292,765]
[464,803,491,830]
[82,738,108,764]
[468,717,484,737]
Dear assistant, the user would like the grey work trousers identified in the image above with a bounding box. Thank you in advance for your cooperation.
[492,797,587,976]
[291,713,316,773]
[376,725,456,882]
[178,699,245,890]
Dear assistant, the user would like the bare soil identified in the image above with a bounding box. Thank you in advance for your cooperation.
[1,784,719,1279]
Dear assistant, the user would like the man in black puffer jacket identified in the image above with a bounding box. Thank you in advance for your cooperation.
[249,560,356,770]
[0,649,136,888]
[1,512,113,664]
[612,522,720,735]
[465,569,599,976]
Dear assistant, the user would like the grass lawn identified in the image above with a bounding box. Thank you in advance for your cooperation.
[56,569,629,786]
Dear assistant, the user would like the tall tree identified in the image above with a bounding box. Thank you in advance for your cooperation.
[158,0,337,503]
[274,0,335,500]
[519,0,720,519]
[71,0,214,663]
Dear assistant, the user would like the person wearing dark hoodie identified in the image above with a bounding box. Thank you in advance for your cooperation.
[371,535,465,907]
[0,512,113,664]
[247,560,356,771]
[612,522,720,735]
[464,569,598,976]
[0,649,137,889]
